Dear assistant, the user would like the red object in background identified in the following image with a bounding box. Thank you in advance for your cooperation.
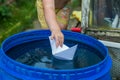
[71,21,82,32]
[71,27,82,32]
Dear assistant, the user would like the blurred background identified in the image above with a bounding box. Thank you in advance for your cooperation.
[0,0,82,44]
[0,0,37,43]
[0,0,120,44]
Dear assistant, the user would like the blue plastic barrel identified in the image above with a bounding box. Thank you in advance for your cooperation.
[0,30,112,80]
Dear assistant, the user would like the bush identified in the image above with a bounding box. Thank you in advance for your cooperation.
[0,0,37,44]
[0,0,12,20]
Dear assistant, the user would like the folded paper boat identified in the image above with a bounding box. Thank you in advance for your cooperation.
[49,37,78,60]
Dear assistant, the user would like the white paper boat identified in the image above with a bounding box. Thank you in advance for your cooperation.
[49,36,78,60]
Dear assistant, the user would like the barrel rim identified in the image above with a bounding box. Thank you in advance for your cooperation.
[0,30,111,79]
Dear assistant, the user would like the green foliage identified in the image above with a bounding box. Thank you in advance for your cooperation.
[0,1,12,20]
[0,5,11,18]
[71,0,81,9]
[0,0,37,44]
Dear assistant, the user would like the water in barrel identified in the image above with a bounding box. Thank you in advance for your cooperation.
[6,39,104,70]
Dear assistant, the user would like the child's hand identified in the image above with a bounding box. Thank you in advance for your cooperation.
[51,30,64,48]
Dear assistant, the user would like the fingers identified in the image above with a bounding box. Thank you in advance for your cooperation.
[51,33,54,40]
[59,34,64,47]
[55,35,59,47]
[51,32,64,48]
[55,34,64,47]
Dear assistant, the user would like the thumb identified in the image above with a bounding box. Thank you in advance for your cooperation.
[50,33,54,40]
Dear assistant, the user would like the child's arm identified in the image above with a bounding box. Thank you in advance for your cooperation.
[42,0,64,47]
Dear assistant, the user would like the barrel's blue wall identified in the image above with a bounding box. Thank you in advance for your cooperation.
[0,30,112,80]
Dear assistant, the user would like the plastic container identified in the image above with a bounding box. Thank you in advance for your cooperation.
[0,30,112,80]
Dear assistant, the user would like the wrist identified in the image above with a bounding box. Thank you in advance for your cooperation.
[50,26,61,32]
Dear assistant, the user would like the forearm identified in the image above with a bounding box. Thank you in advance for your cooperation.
[42,0,60,31]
